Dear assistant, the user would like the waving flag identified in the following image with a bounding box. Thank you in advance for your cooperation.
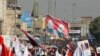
[53,18,69,38]
[0,35,9,56]
[53,19,64,37]
[45,15,54,34]
[20,29,39,46]
[21,11,32,28]
[61,20,69,34]
[45,15,69,38]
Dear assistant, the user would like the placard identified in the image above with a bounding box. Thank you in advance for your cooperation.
[77,40,91,56]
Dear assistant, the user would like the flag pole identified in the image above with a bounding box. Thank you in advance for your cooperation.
[14,0,17,35]
[54,0,56,17]
[3,0,5,35]
[48,0,50,15]
[54,0,57,45]
[72,0,76,38]
[33,0,36,35]
[48,0,52,15]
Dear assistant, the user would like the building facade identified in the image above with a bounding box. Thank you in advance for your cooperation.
[81,17,92,37]
[0,0,6,34]
[69,22,81,38]
[0,0,22,35]
[68,17,92,39]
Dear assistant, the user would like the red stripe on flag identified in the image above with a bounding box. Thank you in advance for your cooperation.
[0,35,9,56]
[46,15,69,38]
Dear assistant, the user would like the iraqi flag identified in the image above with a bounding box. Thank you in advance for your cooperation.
[0,35,9,56]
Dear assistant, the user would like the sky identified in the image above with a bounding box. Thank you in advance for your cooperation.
[18,0,100,19]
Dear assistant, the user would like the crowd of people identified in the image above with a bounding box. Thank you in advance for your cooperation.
[18,41,98,56]
[19,43,73,56]
[0,34,100,56]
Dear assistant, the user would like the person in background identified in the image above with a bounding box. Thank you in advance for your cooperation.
[61,47,67,56]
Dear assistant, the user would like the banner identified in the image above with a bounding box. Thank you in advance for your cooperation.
[77,40,91,56]
[45,15,69,38]
[96,47,100,53]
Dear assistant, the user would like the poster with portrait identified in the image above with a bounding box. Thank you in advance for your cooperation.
[77,40,91,56]
[96,47,100,53]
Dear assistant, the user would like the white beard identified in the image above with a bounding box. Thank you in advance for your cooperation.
[0,45,2,56]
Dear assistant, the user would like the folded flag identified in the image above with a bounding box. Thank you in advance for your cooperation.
[20,29,39,46]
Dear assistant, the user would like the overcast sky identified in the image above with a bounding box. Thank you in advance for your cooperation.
[18,0,100,19]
